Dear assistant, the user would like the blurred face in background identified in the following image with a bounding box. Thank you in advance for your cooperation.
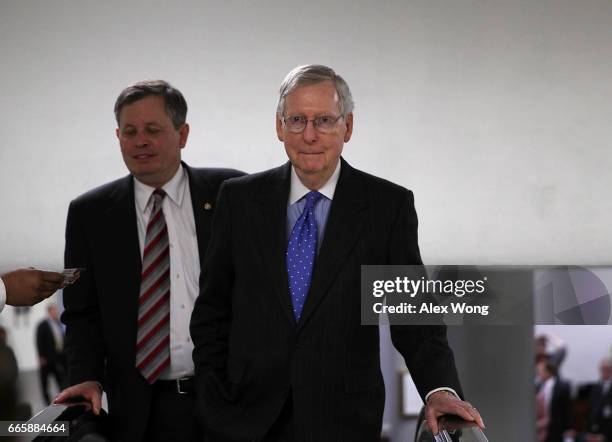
[48,305,59,321]
[600,359,612,381]
[536,361,553,382]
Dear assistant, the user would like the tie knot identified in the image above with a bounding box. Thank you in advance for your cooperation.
[152,188,166,202]
[304,191,323,209]
[150,189,166,210]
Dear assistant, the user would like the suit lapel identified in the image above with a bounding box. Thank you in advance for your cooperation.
[105,165,215,353]
[254,163,296,326]
[298,159,369,330]
[106,176,141,341]
[184,163,216,264]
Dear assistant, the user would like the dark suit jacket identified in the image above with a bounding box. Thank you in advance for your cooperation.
[542,378,571,442]
[0,343,18,420]
[190,158,462,442]
[589,382,612,438]
[62,163,244,442]
[36,320,65,366]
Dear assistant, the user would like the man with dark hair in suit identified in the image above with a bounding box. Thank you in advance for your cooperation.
[190,64,483,441]
[55,80,244,441]
[36,303,67,404]
[588,358,612,440]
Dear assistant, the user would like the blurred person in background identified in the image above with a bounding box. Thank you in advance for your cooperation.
[536,334,567,370]
[536,334,568,393]
[36,303,67,404]
[587,358,612,441]
[0,325,19,420]
[536,357,572,442]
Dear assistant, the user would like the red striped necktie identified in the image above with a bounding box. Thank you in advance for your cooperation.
[136,189,171,384]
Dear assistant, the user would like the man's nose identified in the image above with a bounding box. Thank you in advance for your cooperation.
[302,120,318,144]
[135,133,150,148]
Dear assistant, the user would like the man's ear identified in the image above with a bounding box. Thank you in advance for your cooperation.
[343,113,353,143]
[276,114,285,142]
[179,123,190,148]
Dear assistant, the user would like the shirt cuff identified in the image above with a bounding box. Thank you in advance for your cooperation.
[0,277,6,313]
[425,387,459,402]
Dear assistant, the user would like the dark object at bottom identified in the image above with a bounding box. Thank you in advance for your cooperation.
[33,404,109,442]
[415,411,489,442]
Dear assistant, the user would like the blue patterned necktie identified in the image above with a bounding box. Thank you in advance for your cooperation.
[287,191,324,321]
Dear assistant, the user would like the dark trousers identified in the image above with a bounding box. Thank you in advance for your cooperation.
[144,383,202,442]
[39,363,66,405]
[261,393,294,442]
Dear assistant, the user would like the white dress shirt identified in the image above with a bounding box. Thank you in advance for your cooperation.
[287,161,340,250]
[48,318,64,351]
[541,376,556,412]
[0,277,6,313]
[133,165,199,379]
[288,160,341,205]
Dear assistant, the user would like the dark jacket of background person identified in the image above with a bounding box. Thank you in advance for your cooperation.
[538,377,572,442]
[36,315,67,404]
[36,319,65,367]
[589,382,612,439]
[0,327,19,420]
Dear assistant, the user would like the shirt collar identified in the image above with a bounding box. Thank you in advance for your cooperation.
[134,165,187,214]
[289,160,341,205]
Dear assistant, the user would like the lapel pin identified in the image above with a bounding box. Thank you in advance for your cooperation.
[204,202,212,210]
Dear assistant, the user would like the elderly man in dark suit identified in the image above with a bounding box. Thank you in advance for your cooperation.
[190,64,483,441]
[55,80,244,441]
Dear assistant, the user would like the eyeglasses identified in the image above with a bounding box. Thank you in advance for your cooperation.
[281,114,344,134]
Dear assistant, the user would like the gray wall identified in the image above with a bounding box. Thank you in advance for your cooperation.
[1,0,611,440]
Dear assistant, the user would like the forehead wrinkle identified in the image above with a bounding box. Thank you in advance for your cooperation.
[285,93,342,117]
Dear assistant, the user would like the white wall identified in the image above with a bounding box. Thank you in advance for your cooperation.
[1,0,611,439]
[1,0,610,269]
